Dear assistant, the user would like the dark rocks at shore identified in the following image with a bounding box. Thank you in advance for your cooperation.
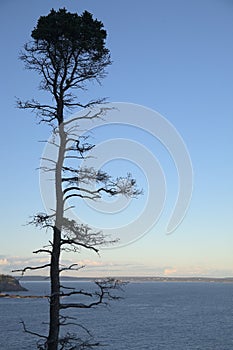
[0,274,27,292]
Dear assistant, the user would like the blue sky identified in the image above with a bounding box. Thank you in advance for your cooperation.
[0,0,232,277]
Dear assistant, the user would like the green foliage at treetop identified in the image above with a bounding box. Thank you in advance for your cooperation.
[31,8,109,62]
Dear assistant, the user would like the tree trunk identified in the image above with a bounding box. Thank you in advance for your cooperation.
[47,121,65,350]
[47,227,61,350]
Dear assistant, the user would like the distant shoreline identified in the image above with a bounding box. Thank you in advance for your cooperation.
[14,276,233,283]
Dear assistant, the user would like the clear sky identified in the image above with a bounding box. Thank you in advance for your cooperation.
[0,0,232,277]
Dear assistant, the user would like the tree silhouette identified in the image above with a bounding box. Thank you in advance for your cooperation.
[15,8,141,350]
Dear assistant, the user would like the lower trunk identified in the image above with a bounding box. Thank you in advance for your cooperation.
[47,226,61,350]
[47,117,65,349]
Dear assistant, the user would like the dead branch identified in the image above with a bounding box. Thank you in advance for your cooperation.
[20,320,47,339]
[13,263,51,275]
[16,98,57,125]
[63,106,112,126]
[29,213,55,229]
[60,285,75,290]
[59,289,93,298]
[58,332,101,350]
[60,239,99,254]
[59,263,84,273]
[33,249,52,255]
[60,278,124,310]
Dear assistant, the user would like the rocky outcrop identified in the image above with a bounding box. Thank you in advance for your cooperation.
[0,274,27,292]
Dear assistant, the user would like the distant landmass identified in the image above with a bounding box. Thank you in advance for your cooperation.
[0,274,27,292]
[15,275,233,283]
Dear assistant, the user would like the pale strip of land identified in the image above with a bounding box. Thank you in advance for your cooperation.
[15,276,233,283]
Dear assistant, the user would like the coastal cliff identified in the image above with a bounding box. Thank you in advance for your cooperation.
[0,274,27,292]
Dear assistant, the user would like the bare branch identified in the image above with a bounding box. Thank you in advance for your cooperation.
[61,218,118,249]
[60,278,125,310]
[16,98,57,124]
[64,193,100,201]
[40,157,57,164]
[60,239,99,254]
[59,289,92,298]
[29,213,55,229]
[60,285,76,290]
[12,264,51,275]
[20,320,47,339]
[62,167,111,185]
[33,249,52,255]
[59,263,84,273]
[58,332,101,350]
[64,155,93,160]
[63,106,112,126]
[63,98,106,109]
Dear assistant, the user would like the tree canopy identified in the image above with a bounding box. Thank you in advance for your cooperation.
[20,8,111,125]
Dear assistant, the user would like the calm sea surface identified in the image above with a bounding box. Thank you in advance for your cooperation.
[0,281,233,349]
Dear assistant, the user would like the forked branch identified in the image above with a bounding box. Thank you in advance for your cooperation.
[60,278,125,310]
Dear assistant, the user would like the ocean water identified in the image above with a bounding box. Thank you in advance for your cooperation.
[0,281,233,349]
